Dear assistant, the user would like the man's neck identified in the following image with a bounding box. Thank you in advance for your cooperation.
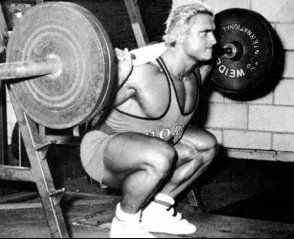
[161,48,198,80]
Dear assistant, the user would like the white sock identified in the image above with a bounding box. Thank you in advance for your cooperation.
[115,203,141,222]
[154,193,175,206]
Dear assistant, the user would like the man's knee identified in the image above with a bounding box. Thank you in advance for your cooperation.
[190,130,218,165]
[200,130,218,151]
[206,131,218,151]
[201,132,218,165]
[143,141,177,178]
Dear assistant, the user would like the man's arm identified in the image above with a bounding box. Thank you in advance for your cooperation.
[115,48,133,87]
[113,48,136,107]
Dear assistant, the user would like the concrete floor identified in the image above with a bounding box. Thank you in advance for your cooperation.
[1,199,294,238]
[1,146,294,238]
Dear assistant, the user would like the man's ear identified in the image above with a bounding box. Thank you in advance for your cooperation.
[176,33,185,44]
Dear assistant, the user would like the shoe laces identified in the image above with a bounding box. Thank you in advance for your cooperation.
[165,207,184,221]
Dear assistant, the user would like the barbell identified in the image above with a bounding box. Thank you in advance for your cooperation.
[2,2,274,129]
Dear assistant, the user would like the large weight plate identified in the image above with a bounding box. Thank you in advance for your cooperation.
[210,8,274,94]
[56,1,115,123]
[7,2,115,129]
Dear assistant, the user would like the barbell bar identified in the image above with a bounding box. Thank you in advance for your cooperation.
[0,58,60,80]
[2,2,274,129]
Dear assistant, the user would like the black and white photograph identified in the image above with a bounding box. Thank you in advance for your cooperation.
[0,0,294,238]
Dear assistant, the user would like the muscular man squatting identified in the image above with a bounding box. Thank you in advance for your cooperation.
[81,2,218,238]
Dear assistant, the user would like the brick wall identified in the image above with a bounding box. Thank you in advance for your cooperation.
[202,0,294,161]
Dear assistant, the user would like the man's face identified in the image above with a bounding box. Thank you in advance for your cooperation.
[182,14,216,62]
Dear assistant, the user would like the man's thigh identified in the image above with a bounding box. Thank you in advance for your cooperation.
[103,132,172,187]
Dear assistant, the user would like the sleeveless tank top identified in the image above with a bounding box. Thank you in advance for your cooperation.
[100,57,199,145]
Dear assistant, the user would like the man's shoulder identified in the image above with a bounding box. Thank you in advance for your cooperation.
[126,62,166,91]
[133,61,163,78]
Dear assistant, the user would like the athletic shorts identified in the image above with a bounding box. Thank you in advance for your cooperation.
[80,130,116,185]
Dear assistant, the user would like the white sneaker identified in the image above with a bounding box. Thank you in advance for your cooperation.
[110,217,155,238]
[141,202,196,235]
